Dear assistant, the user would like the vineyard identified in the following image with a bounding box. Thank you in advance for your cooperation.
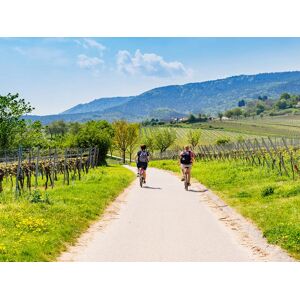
[207,115,300,138]
[152,136,300,179]
[141,126,261,146]
[0,147,99,196]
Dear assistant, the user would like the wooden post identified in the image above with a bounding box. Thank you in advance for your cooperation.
[268,137,289,176]
[35,147,39,188]
[63,149,67,184]
[15,146,22,197]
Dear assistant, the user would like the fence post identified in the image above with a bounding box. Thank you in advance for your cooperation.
[15,146,22,198]
[35,147,39,188]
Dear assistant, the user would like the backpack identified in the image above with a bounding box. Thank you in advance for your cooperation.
[180,151,192,164]
[139,150,148,163]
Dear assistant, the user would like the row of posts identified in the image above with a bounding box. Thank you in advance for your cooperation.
[0,146,99,197]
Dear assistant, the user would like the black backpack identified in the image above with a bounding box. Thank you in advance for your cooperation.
[180,151,191,164]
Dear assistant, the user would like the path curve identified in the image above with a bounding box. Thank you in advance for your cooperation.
[59,166,292,262]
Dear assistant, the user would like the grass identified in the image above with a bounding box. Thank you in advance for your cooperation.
[150,159,300,260]
[0,165,135,261]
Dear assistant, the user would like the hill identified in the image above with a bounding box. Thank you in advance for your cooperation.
[24,71,300,124]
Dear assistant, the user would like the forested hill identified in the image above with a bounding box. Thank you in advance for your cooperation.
[25,71,300,124]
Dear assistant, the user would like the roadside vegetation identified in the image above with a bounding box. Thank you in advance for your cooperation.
[0,165,134,261]
[151,159,300,260]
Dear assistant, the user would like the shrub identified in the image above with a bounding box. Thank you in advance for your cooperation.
[30,190,51,204]
[216,138,230,145]
[261,186,275,197]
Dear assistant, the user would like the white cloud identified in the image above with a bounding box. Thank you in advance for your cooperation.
[77,54,104,69]
[75,38,106,55]
[116,49,188,77]
[84,39,106,51]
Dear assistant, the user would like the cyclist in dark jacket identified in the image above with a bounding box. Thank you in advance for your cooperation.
[179,145,195,186]
[135,144,150,183]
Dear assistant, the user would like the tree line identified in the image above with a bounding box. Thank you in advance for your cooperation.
[1,93,203,164]
[218,93,300,120]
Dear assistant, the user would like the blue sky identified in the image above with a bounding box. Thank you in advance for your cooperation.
[1,37,300,115]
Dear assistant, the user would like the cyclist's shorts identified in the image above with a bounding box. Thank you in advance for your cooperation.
[137,162,148,170]
[181,164,192,169]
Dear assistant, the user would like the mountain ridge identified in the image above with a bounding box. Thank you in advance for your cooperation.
[24,71,300,124]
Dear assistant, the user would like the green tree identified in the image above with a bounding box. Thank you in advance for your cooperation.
[153,128,176,155]
[256,103,265,115]
[76,120,113,165]
[141,131,156,154]
[218,112,223,121]
[112,120,131,163]
[0,93,34,149]
[275,99,288,110]
[224,110,233,118]
[232,107,243,118]
[127,123,140,162]
[45,120,68,140]
[14,121,48,148]
[238,99,246,107]
[187,114,197,123]
[280,93,291,100]
[186,130,201,149]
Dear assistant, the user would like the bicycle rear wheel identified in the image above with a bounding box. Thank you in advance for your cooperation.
[139,169,144,187]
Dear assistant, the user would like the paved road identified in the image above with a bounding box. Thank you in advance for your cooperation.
[59,167,288,262]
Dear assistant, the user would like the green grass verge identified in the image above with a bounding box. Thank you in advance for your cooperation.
[151,159,300,260]
[0,165,134,261]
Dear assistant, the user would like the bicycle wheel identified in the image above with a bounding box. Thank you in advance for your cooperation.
[139,169,143,187]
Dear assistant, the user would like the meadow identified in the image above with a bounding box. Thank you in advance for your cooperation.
[151,159,300,260]
[0,165,134,261]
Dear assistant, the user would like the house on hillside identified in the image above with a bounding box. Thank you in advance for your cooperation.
[221,116,230,120]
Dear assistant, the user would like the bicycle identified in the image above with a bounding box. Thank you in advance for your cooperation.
[139,167,145,187]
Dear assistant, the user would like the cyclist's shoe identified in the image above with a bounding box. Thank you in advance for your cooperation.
[181,177,185,181]
[188,183,191,186]
[137,173,139,177]
[143,179,146,184]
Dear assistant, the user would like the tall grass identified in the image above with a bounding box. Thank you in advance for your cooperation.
[0,165,134,261]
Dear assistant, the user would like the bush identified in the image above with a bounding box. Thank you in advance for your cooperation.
[30,190,51,204]
[216,138,230,145]
[261,186,275,197]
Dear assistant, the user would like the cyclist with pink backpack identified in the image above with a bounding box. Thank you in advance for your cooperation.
[135,144,150,184]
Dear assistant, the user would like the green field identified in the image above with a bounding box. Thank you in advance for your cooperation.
[151,159,300,260]
[142,126,261,147]
[207,114,300,138]
[0,165,134,261]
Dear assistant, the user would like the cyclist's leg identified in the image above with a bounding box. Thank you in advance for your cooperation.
[180,164,185,180]
[187,166,191,184]
[143,164,147,182]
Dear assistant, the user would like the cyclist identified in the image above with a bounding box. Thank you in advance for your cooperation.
[135,144,150,184]
[179,145,195,186]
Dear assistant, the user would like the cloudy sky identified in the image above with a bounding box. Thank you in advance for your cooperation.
[2,37,300,115]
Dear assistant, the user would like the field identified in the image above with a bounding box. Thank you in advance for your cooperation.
[0,165,134,261]
[142,126,261,147]
[151,159,300,260]
[206,114,300,138]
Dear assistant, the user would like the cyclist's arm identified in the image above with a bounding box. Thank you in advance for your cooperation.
[178,153,182,165]
[135,153,139,162]
[191,151,195,164]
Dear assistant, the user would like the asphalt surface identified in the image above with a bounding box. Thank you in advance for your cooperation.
[59,166,263,261]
